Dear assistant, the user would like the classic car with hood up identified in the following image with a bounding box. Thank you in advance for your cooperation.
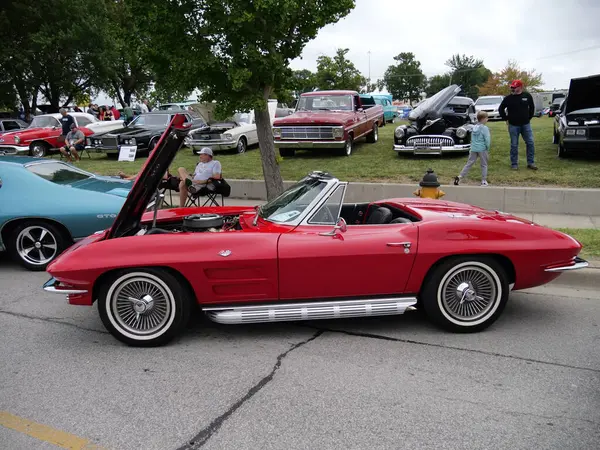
[393,85,476,155]
[553,73,600,158]
[272,91,384,157]
[0,156,133,270]
[186,100,277,154]
[42,114,589,347]
[0,113,124,157]
[86,111,207,156]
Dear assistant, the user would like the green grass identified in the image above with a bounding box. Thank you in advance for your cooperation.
[556,228,600,258]
[71,116,600,187]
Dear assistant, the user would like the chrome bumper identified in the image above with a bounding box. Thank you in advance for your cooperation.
[43,277,88,295]
[393,143,470,154]
[274,140,346,149]
[190,139,237,152]
[85,145,119,154]
[0,145,30,155]
[544,257,589,272]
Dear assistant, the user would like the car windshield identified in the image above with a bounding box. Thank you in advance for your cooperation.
[297,95,353,111]
[26,162,92,184]
[231,112,252,124]
[29,116,60,128]
[129,114,170,127]
[259,176,328,223]
[475,97,502,105]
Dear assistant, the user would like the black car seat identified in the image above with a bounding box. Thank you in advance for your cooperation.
[390,217,412,224]
[366,206,393,224]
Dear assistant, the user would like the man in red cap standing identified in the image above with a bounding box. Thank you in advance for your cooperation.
[498,80,538,170]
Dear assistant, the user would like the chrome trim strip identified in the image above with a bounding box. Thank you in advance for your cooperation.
[203,296,418,324]
[544,257,589,272]
[44,286,88,294]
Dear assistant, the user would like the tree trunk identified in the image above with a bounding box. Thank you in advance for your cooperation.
[254,90,284,200]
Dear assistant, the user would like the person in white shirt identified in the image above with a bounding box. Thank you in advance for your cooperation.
[140,100,150,114]
[177,147,222,206]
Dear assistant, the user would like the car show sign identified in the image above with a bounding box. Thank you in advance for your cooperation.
[118,145,137,161]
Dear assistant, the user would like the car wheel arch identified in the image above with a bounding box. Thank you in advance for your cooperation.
[92,265,198,307]
[29,140,51,153]
[419,253,516,294]
[1,217,73,246]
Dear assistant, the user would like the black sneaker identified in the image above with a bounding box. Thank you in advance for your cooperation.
[527,164,538,170]
[511,165,518,170]
[454,176,460,185]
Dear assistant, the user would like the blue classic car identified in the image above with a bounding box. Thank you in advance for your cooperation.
[0,156,133,270]
[362,94,396,124]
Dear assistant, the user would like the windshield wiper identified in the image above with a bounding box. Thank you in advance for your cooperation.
[252,205,263,226]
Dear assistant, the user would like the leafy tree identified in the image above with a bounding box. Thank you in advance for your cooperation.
[315,48,366,92]
[445,54,491,99]
[290,69,318,96]
[383,52,426,103]
[376,79,386,92]
[424,74,451,97]
[101,0,154,108]
[0,0,113,114]
[479,60,543,96]
[159,0,356,199]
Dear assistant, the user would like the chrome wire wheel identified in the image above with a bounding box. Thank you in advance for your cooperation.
[17,225,58,266]
[437,261,502,326]
[105,272,176,341]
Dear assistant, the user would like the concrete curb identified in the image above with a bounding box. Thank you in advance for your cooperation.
[548,265,600,289]
[227,179,600,215]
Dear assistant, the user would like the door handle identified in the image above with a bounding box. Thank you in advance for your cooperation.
[387,242,411,248]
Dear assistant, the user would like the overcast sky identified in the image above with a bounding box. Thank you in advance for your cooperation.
[289,0,600,92]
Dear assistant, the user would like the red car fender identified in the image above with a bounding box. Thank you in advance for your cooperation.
[406,220,581,293]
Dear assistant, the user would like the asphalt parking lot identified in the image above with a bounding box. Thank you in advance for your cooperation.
[1,252,599,450]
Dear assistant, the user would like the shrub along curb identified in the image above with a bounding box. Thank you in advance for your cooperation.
[228,179,600,215]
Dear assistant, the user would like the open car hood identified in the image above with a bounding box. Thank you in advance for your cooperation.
[564,74,600,115]
[408,85,461,122]
[105,114,190,239]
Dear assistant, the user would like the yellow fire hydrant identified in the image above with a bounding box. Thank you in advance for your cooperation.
[413,168,445,199]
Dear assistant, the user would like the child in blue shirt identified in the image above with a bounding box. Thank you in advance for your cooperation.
[454,111,491,186]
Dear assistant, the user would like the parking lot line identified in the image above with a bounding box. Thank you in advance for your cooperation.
[0,411,106,449]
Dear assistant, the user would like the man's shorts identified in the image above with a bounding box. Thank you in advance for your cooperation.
[65,144,85,153]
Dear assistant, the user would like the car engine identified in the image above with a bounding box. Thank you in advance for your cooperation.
[182,213,226,232]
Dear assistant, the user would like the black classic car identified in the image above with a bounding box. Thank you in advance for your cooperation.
[86,111,207,155]
[553,74,600,158]
[393,85,475,155]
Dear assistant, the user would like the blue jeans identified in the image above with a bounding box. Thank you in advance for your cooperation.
[508,123,535,166]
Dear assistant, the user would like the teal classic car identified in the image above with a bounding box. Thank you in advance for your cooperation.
[0,156,133,270]
[362,94,396,124]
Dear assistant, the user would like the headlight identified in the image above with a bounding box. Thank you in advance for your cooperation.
[456,127,467,138]
[394,127,405,138]
[332,127,344,139]
[566,129,575,135]
[576,129,586,136]
[224,133,233,140]
[94,139,101,145]
[272,127,281,138]
[14,136,20,144]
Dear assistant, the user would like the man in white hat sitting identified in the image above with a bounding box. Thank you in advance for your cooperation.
[177,147,222,207]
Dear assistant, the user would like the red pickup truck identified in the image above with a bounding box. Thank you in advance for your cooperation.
[272,90,384,156]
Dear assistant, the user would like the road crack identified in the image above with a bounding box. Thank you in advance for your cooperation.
[0,309,109,335]
[175,330,324,449]
[302,325,600,374]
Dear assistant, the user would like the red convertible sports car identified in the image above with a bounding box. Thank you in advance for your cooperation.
[43,114,589,346]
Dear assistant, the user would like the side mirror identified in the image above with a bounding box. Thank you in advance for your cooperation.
[319,217,347,236]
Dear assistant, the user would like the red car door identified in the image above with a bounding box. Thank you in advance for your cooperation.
[277,185,418,300]
[278,223,418,300]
